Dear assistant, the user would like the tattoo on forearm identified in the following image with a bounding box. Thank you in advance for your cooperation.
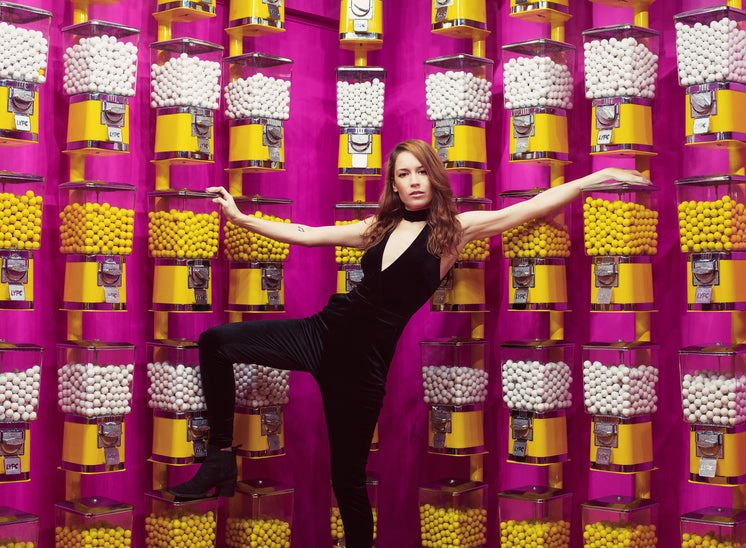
[297,226,305,232]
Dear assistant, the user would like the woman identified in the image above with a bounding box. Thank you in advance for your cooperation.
[170,139,648,547]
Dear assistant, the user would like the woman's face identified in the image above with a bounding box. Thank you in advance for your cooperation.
[392,151,433,211]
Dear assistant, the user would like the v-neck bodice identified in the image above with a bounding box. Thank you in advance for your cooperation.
[355,223,442,318]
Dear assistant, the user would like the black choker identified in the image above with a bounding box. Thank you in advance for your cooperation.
[403,208,429,222]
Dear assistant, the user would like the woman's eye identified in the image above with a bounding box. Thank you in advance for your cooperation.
[397,172,407,178]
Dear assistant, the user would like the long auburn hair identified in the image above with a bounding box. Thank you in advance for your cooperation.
[362,139,462,257]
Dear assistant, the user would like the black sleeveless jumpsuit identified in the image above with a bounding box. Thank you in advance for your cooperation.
[198,223,441,547]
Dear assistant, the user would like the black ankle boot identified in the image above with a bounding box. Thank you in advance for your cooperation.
[169,445,238,499]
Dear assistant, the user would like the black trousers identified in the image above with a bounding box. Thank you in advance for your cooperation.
[198,294,405,548]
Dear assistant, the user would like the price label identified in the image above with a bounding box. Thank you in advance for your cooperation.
[104,286,120,304]
[596,129,613,145]
[194,288,208,305]
[8,284,25,302]
[3,456,20,475]
[514,288,529,304]
[695,285,713,304]
[107,126,123,143]
[693,117,710,135]
[596,286,613,305]
[198,138,211,154]
[514,137,529,154]
[351,154,368,168]
[14,114,31,132]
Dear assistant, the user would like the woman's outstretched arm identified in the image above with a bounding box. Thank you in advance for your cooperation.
[207,186,372,248]
[457,168,651,243]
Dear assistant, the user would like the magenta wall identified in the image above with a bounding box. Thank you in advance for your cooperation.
[0,0,741,547]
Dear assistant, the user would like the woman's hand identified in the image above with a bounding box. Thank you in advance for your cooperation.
[206,186,244,225]
[584,167,652,189]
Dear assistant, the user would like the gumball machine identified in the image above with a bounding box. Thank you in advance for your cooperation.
[224,196,291,312]
[500,189,570,311]
[680,507,746,547]
[432,197,491,312]
[582,25,660,157]
[54,497,133,548]
[57,341,135,473]
[339,0,382,52]
[502,39,575,165]
[421,337,488,456]
[0,342,42,482]
[675,175,746,310]
[423,55,493,173]
[150,38,223,165]
[145,490,219,547]
[233,362,289,459]
[223,53,292,172]
[501,340,573,464]
[58,182,136,311]
[149,189,220,312]
[431,0,487,39]
[497,486,572,548]
[336,66,386,179]
[331,474,377,546]
[226,0,284,37]
[581,181,659,311]
[0,507,39,546]
[147,339,208,465]
[582,342,659,473]
[419,479,488,548]
[228,479,293,547]
[61,20,139,157]
[0,171,43,310]
[334,202,377,294]
[675,7,746,148]
[679,343,746,485]
[581,496,659,548]
[0,2,51,146]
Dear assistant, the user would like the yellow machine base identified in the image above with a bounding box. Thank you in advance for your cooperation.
[155,112,214,157]
[229,123,285,167]
[689,428,746,485]
[687,258,746,310]
[686,88,746,144]
[591,103,653,152]
[234,410,285,458]
[434,124,487,169]
[151,414,201,465]
[0,256,34,309]
[431,266,486,312]
[67,99,129,150]
[509,263,568,309]
[338,132,381,172]
[590,419,653,472]
[431,0,486,36]
[63,260,127,310]
[228,265,284,312]
[153,1,215,22]
[510,112,568,159]
[509,4,571,25]
[61,419,125,474]
[0,423,31,482]
[153,263,212,311]
[428,408,485,456]
[0,85,39,144]
[591,261,654,311]
[508,414,568,464]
